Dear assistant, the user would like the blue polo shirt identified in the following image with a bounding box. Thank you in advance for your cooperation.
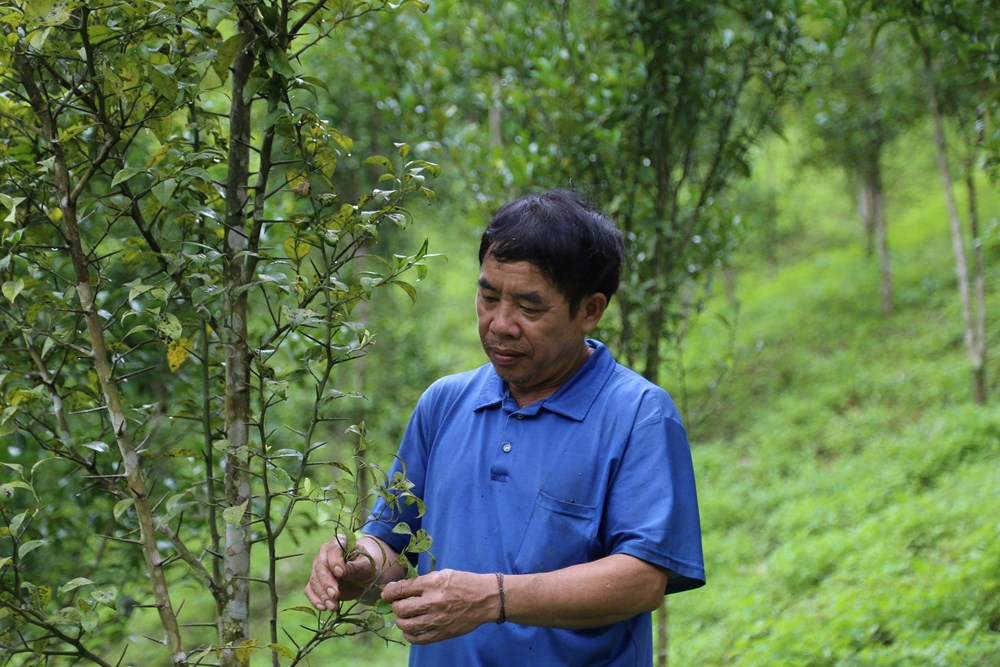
[366,340,705,666]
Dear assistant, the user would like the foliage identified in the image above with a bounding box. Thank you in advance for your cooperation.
[0,0,437,664]
[0,0,995,665]
[320,0,801,384]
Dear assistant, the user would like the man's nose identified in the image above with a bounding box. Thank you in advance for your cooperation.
[489,303,520,338]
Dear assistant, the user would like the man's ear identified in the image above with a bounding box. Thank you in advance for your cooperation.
[579,292,609,334]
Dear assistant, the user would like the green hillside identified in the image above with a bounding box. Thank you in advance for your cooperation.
[669,132,1000,665]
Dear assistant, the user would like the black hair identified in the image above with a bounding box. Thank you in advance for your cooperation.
[478,189,625,317]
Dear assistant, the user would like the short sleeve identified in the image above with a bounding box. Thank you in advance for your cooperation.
[364,395,432,561]
[602,404,705,594]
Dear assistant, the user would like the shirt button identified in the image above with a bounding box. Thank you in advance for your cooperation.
[515,414,524,419]
[502,442,512,453]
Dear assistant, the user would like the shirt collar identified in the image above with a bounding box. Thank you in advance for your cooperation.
[472,339,615,421]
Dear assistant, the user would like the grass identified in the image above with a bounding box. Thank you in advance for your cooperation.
[666,129,1000,666]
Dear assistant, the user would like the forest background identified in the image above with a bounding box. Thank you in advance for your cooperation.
[0,0,996,665]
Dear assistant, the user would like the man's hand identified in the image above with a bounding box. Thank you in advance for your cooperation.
[304,535,402,611]
[381,569,499,644]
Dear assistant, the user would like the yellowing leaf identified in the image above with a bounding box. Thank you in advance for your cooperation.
[283,236,310,260]
[268,643,296,658]
[235,639,258,662]
[28,585,51,610]
[24,0,71,26]
[157,312,182,342]
[167,337,194,371]
[166,448,200,458]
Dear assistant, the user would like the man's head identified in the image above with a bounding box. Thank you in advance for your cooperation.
[478,189,625,318]
[475,190,624,406]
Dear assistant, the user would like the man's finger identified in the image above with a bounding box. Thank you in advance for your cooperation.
[343,550,377,582]
[381,576,420,602]
[305,537,350,610]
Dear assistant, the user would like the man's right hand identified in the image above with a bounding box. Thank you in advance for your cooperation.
[305,535,400,611]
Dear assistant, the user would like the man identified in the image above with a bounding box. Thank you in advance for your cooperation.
[305,189,705,665]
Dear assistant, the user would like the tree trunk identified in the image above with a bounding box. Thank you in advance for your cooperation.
[490,73,504,147]
[865,165,892,314]
[857,180,875,258]
[964,166,987,404]
[656,599,669,667]
[219,14,256,666]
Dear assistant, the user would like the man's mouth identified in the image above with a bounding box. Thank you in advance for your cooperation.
[485,344,528,364]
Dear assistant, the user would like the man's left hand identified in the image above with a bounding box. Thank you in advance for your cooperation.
[381,569,499,644]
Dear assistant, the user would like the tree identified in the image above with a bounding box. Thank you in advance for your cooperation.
[860,0,995,403]
[799,9,925,314]
[0,0,435,664]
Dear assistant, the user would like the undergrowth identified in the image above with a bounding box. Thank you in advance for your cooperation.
[668,131,1000,666]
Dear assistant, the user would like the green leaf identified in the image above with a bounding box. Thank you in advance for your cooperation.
[391,280,418,304]
[264,107,287,129]
[78,441,109,454]
[363,155,394,171]
[9,511,30,536]
[2,279,24,303]
[243,76,269,104]
[0,194,24,223]
[152,178,178,206]
[0,482,32,499]
[18,539,49,560]
[265,48,296,78]
[214,34,250,82]
[391,523,413,536]
[58,578,95,595]
[223,499,249,527]
[407,159,442,177]
[0,462,23,475]
[269,448,302,461]
[91,585,117,608]
[282,605,319,616]
[113,498,134,523]
[111,167,141,187]
[127,283,156,302]
[81,609,99,632]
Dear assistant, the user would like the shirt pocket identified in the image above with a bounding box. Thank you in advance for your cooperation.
[513,491,598,574]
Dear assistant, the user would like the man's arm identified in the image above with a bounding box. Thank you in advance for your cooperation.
[305,534,407,611]
[380,553,666,644]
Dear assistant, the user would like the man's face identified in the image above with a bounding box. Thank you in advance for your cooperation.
[476,254,607,406]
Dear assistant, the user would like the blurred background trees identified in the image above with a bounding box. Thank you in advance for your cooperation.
[0,0,995,665]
